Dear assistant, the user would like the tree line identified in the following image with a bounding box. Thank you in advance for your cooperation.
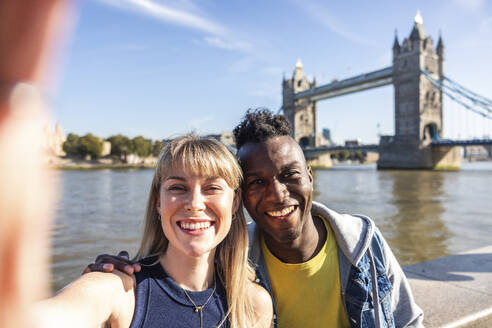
[63,133,163,160]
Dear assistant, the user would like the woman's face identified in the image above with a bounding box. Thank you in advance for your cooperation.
[157,167,238,258]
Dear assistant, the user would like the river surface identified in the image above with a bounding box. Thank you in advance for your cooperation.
[51,162,492,292]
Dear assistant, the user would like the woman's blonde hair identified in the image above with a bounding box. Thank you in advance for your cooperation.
[135,135,256,328]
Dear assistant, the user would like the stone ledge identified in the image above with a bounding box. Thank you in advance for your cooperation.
[404,245,492,327]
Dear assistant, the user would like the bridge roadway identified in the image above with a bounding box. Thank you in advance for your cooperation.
[432,139,492,146]
[295,66,393,101]
[303,139,492,159]
[303,144,379,159]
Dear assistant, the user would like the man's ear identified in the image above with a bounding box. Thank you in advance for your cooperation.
[307,166,313,183]
[232,189,242,214]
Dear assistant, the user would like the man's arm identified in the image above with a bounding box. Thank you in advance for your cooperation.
[380,232,424,327]
[83,250,141,275]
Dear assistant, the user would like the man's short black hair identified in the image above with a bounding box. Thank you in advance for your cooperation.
[233,108,292,150]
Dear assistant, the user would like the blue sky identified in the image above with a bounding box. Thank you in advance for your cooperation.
[53,0,492,144]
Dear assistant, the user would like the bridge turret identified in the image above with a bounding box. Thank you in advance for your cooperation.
[393,30,400,56]
[282,59,317,147]
[409,11,426,42]
[436,33,444,77]
[381,11,446,169]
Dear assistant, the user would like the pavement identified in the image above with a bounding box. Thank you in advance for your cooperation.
[404,245,492,328]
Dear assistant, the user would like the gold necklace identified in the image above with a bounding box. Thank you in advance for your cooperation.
[181,272,217,328]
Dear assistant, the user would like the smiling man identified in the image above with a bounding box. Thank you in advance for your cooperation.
[232,109,423,328]
[86,109,423,327]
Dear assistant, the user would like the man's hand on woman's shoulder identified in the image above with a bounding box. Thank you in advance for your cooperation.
[83,251,141,275]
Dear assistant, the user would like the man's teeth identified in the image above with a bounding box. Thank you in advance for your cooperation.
[180,221,212,230]
[266,206,295,217]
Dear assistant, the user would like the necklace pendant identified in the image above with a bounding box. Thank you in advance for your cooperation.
[194,307,200,313]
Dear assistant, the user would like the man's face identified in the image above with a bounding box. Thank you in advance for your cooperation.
[237,136,313,244]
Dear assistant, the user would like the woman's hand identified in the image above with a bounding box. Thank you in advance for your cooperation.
[83,251,141,275]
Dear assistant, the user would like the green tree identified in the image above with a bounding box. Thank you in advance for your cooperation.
[337,150,349,161]
[152,140,164,157]
[132,136,152,157]
[63,133,80,156]
[78,134,103,159]
[107,134,133,158]
[353,150,366,163]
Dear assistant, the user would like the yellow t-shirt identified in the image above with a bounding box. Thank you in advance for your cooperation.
[261,216,350,328]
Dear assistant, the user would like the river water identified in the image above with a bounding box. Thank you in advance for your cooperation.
[51,162,492,292]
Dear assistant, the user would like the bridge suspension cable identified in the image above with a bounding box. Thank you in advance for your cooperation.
[421,69,492,120]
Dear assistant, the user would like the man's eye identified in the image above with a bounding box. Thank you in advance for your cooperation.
[283,171,299,178]
[248,179,263,186]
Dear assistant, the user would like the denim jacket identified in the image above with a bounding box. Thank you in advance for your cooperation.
[248,201,424,328]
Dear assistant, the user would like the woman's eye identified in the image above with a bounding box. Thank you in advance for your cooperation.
[207,185,223,191]
[168,185,185,191]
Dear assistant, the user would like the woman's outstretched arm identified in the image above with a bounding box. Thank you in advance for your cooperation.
[33,271,135,328]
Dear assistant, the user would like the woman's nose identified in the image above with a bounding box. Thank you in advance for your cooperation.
[184,187,206,212]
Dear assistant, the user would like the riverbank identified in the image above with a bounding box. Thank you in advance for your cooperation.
[56,163,155,170]
[47,157,156,170]
[405,245,492,327]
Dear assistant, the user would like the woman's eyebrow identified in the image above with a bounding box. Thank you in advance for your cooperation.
[164,176,185,181]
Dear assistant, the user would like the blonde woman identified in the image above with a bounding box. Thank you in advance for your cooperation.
[35,135,273,328]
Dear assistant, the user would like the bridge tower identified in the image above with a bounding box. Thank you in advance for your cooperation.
[378,11,453,169]
[282,59,318,147]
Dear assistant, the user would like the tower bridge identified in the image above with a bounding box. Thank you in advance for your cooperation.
[282,12,491,169]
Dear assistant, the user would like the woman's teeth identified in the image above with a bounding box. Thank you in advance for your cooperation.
[266,206,295,217]
[179,221,212,230]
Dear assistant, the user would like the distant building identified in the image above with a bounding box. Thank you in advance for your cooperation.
[207,132,235,148]
[101,140,111,156]
[345,139,362,146]
[322,128,331,141]
[42,123,66,156]
[317,128,335,147]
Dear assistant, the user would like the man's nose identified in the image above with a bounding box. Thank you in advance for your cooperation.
[266,179,289,202]
[185,187,206,212]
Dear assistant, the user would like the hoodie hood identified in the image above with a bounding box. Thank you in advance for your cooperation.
[311,201,375,267]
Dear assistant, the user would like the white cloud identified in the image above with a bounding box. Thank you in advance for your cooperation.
[202,36,252,51]
[96,0,225,35]
[292,0,379,47]
[480,16,492,32]
[454,0,485,11]
[453,16,492,48]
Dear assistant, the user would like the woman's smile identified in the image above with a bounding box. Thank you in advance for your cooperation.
[177,219,216,235]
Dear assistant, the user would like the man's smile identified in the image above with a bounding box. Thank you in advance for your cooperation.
[265,205,297,219]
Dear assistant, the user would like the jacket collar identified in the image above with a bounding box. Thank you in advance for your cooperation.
[311,201,374,267]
